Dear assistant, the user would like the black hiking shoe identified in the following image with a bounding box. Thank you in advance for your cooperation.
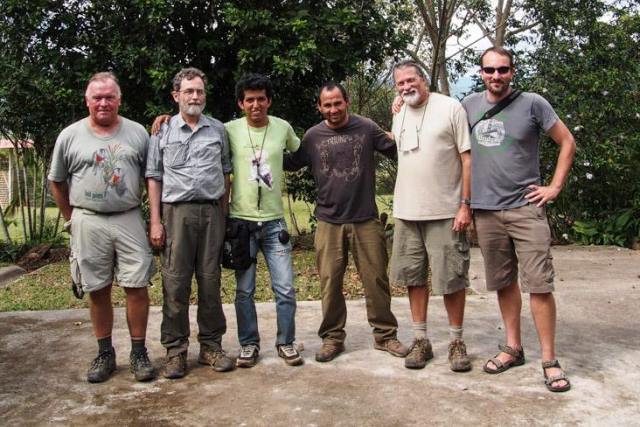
[129,349,156,382]
[87,347,116,383]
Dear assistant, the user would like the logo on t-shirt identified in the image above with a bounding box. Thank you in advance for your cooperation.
[91,144,126,198]
[319,134,364,182]
[248,150,273,190]
[475,118,506,147]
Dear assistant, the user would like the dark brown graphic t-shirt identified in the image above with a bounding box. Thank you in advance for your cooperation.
[285,115,396,223]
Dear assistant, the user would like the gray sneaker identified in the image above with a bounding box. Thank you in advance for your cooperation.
[129,349,156,382]
[236,344,260,368]
[404,338,434,369]
[277,344,304,366]
[87,347,116,383]
[448,339,472,372]
[198,346,235,372]
[163,352,187,379]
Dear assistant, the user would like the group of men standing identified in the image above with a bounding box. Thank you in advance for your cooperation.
[49,46,575,393]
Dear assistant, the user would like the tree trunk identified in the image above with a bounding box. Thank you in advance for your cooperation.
[0,201,11,243]
[53,209,61,237]
[23,164,33,239]
[38,168,47,241]
[32,164,38,241]
[287,193,301,236]
[12,151,27,242]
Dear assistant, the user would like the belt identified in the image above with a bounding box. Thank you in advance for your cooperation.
[76,206,137,216]
[168,199,218,205]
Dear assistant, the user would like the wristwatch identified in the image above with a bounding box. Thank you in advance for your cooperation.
[461,198,471,206]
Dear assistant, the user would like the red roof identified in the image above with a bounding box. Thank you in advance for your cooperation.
[0,139,34,149]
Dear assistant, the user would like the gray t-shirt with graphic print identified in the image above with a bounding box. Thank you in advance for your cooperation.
[462,91,559,210]
[48,116,149,213]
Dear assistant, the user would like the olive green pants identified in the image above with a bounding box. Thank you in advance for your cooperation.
[315,219,398,344]
[160,201,226,356]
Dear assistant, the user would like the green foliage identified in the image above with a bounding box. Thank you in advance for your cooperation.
[572,207,640,247]
[0,1,410,156]
[518,1,640,246]
[0,1,411,229]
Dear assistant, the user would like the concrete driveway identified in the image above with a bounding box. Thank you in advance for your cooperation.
[1,246,639,426]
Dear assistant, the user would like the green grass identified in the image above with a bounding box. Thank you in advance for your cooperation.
[0,196,406,311]
[0,250,320,312]
[0,246,410,312]
[1,207,62,242]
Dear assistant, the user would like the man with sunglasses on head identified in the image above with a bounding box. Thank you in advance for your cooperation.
[225,73,303,368]
[147,67,235,379]
[390,60,473,372]
[462,47,575,392]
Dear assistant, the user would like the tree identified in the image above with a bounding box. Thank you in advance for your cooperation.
[519,0,640,244]
[0,0,412,239]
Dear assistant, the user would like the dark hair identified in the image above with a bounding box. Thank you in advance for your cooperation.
[318,81,349,103]
[235,73,273,102]
[392,59,427,82]
[172,67,207,92]
[479,47,515,68]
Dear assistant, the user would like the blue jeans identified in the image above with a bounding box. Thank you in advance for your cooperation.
[234,218,296,347]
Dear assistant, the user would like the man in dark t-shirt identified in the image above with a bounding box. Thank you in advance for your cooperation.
[285,82,408,362]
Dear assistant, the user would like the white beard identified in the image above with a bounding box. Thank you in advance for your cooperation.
[184,103,205,116]
[402,91,422,107]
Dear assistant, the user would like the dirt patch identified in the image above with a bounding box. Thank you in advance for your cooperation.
[16,244,69,272]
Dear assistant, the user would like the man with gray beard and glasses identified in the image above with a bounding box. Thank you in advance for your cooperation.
[146,67,235,379]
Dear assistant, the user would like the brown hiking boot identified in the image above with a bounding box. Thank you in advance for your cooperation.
[404,338,434,369]
[374,338,410,357]
[315,342,345,362]
[198,346,235,372]
[448,339,472,372]
[163,352,187,379]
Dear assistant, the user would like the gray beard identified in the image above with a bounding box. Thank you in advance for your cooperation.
[184,103,205,116]
[402,92,422,107]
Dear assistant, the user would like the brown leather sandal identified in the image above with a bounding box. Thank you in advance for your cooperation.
[483,344,525,374]
[542,359,571,392]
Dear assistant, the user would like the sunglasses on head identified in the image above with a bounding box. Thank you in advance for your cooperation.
[482,66,511,75]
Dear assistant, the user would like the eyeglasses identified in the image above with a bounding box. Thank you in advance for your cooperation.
[481,66,511,75]
[178,88,205,96]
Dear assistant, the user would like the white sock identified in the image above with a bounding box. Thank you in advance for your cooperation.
[413,322,427,340]
[449,326,463,341]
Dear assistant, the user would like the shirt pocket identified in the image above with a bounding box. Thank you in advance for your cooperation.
[195,138,222,166]
[163,140,190,169]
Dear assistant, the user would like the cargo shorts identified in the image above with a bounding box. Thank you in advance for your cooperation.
[390,218,470,295]
[473,203,555,293]
[69,207,155,293]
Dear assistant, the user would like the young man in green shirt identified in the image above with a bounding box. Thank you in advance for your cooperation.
[225,74,303,367]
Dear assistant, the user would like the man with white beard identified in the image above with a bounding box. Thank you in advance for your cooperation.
[390,60,473,372]
[146,67,236,379]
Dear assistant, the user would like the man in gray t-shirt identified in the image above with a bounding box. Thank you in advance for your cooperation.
[48,72,156,384]
[462,47,576,392]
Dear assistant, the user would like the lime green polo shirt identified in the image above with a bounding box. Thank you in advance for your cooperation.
[225,116,300,221]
